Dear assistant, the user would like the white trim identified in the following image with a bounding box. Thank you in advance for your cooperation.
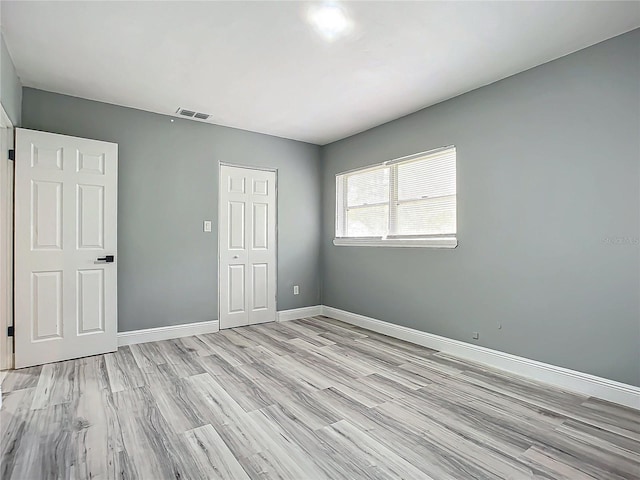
[0,106,12,128]
[277,305,323,322]
[0,104,13,370]
[117,320,219,347]
[333,237,457,248]
[219,161,278,173]
[321,305,640,410]
[336,145,456,176]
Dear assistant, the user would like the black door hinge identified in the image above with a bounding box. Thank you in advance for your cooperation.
[7,326,14,337]
[8,149,15,161]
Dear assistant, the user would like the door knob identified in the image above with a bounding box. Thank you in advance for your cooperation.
[233,255,239,259]
[96,255,115,263]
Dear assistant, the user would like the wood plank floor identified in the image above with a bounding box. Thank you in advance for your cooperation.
[2,316,639,479]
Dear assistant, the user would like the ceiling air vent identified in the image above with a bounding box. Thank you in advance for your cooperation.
[175,108,210,121]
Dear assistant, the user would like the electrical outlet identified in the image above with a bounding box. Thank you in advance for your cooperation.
[472,332,479,340]
[293,285,299,295]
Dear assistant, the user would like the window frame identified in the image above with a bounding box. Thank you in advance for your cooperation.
[334,146,457,249]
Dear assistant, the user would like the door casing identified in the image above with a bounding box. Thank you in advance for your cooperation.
[0,105,14,370]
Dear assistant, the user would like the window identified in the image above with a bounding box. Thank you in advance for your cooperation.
[335,146,457,248]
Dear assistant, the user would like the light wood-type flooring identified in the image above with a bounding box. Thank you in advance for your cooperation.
[1,316,639,479]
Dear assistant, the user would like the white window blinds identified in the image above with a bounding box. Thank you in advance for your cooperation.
[336,146,456,241]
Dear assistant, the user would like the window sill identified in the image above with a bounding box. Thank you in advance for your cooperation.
[333,237,457,248]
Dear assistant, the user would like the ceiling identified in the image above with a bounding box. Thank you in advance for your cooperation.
[2,1,639,145]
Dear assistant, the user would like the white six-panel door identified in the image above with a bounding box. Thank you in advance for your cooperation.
[14,129,118,368]
[219,165,276,329]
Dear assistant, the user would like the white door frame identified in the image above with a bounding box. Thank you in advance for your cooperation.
[0,105,14,370]
[218,162,278,329]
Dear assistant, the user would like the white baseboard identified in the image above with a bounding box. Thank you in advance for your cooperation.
[321,306,640,410]
[277,305,323,322]
[117,305,323,347]
[117,320,220,347]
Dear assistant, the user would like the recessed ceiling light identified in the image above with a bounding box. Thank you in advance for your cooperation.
[307,3,353,41]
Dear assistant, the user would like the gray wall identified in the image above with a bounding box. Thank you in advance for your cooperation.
[0,33,21,125]
[22,88,322,332]
[321,29,640,386]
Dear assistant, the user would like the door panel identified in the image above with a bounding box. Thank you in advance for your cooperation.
[228,264,246,313]
[77,151,105,175]
[31,145,63,170]
[77,184,104,249]
[252,203,268,249]
[253,179,268,195]
[252,263,268,310]
[15,129,118,368]
[228,175,246,193]
[77,269,105,334]
[219,165,276,329]
[32,181,63,250]
[32,271,63,339]
[228,201,245,249]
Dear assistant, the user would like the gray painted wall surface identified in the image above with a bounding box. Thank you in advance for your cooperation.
[0,34,21,125]
[321,30,640,386]
[22,88,322,332]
